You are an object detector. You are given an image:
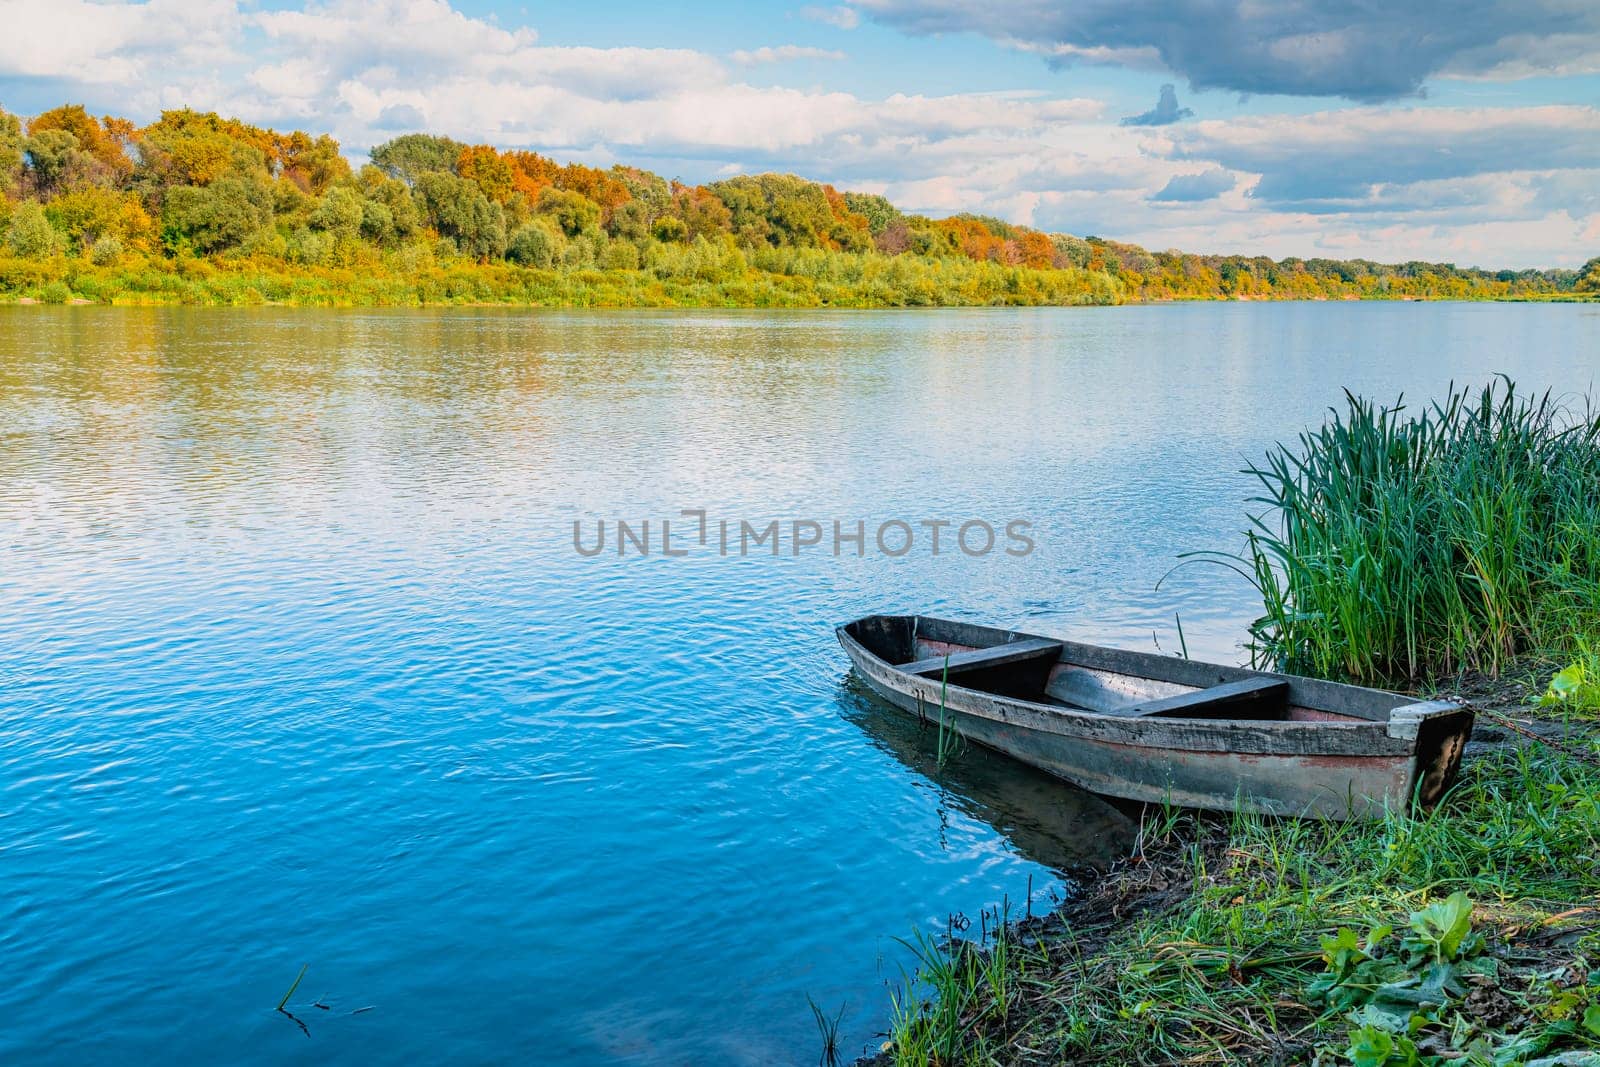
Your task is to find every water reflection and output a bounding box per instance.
[838,677,1137,876]
[5,304,1598,1064]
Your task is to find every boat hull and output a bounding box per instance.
[838,617,1473,820]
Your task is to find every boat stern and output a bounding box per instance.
[1387,700,1476,809]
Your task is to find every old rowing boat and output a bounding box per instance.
[837,614,1474,820]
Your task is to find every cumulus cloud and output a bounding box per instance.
[1161,105,1600,212]
[0,0,242,85]
[730,45,847,65]
[853,0,1600,100]
[800,5,860,30]
[1151,168,1233,202]
[1120,84,1192,127]
[1,0,1596,267]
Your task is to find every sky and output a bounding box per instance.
[2,0,1599,268]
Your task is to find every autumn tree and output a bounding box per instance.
[136,110,272,190]
[276,131,349,194]
[671,184,732,241]
[45,186,152,253]
[534,187,600,238]
[413,171,505,259]
[1577,256,1600,293]
[612,166,670,219]
[842,192,899,236]
[161,176,273,253]
[370,134,465,185]
[457,145,517,203]
[2,108,29,195]
[29,105,132,181]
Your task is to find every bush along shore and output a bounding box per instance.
[3,104,1600,308]
[864,380,1600,1066]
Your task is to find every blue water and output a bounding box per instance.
[2,303,1596,1064]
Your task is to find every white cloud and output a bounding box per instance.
[1160,105,1600,211]
[800,5,859,30]
[0,0,241,84]
[730,45,847,65]
[0,0,1594,267]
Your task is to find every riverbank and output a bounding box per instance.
[1,256,1594,309]
[865,379,1600,1065]
[867,680,1600,1066]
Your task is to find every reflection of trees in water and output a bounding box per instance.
[837,677,1137,875]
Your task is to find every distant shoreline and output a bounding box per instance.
[2,260,1593,309]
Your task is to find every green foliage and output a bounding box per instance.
[1407,893,1478,964]
[535,186,600,238]
[606,199,651,242]
[1209,379,1600,684]
[5,201,61,257]
[843,191,900,235]
[708,173,835,248]
[650,215,688,243]
[0,108,23,195]
[413,171,506,259]
[0,99,1588,306]
[24,128,86,194]
[87,234,122,265]
[1576,257,1600,293]
[881,738,1600,1066]
[161,177,273,253]
[357,167,421,241]
[1540,638,1600,716]
[506,219,560,268]
[309,186,365,239]
[369,133,465,185]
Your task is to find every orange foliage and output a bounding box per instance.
[936,216,1006,262]
[458,145,518,203]
[822,184,871,249]
[29,105,133,179]
[1017,231,1055,269]
[506,150,560,199]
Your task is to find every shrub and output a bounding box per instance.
[506,220,559,268]
[6,201,61,257]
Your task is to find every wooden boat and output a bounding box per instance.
[837,614,1474,820]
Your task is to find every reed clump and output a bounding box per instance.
[1220,378,1600,686]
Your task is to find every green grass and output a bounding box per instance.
[878,378,1600,1065]
[1195,378,1600,686]
[882,742,1600,1065]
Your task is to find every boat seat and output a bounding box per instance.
[1103,676,1290,719]
[898,638,1064,678]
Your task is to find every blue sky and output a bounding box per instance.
[3,0,1598,267]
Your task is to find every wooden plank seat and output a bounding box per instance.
[898,638,1064,678]
[1104,676,1290,719]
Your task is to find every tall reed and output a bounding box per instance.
[1208,378,1600,685]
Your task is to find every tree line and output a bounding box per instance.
[1,103,1595,306]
